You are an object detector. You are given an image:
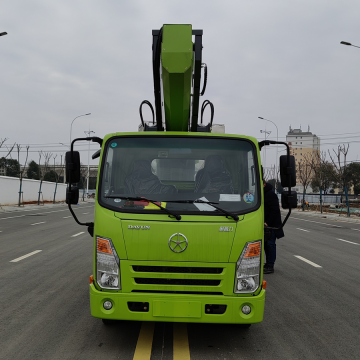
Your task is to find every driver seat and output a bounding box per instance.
[194,155,234,194]
[124,160,177,195]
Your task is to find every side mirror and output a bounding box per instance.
[66,186,79,205]
[281,191,297,209]
[65,151,81,183]
[279,155,296,187]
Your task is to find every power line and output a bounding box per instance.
[0,148,99,153]
[316,131,360,137]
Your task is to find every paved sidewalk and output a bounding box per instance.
[284,208,360,224]
[0,199,95,213]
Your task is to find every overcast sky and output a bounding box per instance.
[1,0,360,169]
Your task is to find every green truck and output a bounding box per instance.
[65,24,297,325]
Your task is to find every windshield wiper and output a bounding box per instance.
[104,195,181,221]
[166,199,239,222]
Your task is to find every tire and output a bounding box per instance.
[239,324,251,329]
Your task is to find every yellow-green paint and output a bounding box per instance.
[161,25,193,131]
[91,131,265,324]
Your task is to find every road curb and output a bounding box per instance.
[0,200,94,213]
[283,209,360,224]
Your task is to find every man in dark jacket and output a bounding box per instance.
[263,181,284,274]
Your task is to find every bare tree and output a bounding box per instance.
[0,139,16,208]
[52,155,65,203]
[263,167,275,182]
[16,144,30,177]
[42,152,53,175]
[297,153,313,211]
[1,138,16,159]
[38,151,42,180]
[36,151,52,205]
[328,144,351,217]
[309,151,336,213]
[15,144,30,206]
[51,154,64,183]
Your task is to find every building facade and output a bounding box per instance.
[286,126,320,193]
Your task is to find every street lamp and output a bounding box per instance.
[69,113,91,148]
[340,41,360,49]
[260,129,271,137]
[260,129,271,169]
[84,128,95,196]
[259,116,279,187]
[0,32,7,37]
[258,116,279,155]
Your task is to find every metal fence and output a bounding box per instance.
[277,193,359,204]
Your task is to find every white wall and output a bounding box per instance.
[0,176,67,205]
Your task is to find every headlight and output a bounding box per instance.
[96,236,121,290]
[234,240,261,293]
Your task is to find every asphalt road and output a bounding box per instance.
[0,205,359,360]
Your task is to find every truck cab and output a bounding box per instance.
[89,131,264,324]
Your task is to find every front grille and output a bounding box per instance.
[132,265,223,274]
[134,278,221,286]
[126,262,229,295]
[132,290,223,295]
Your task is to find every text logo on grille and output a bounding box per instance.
[169,233,188,253]
[219,226,233,232]
[128,225,150,230]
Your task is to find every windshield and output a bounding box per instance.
[99,136,260,215]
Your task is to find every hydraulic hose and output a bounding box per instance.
[200,99,214,126]
[200,63,207,96]
[139,100,155,127]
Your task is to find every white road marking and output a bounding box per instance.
[63,216,72,218]
[296,228,310,232]
[337,238,360,246]
[351,228,360,232]
[289,216,342,228]
[72,232,85,237]
[10,250,42,262]
[83,212,89,215]
[294,255,322,268]
[30,221,46,226]
[0,214,27,220]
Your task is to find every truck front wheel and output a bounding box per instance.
[239,324,251,329]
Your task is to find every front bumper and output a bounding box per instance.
[90,285,265,324]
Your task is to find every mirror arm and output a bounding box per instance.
[265,208,292,232]
[68,203,94,236]
[67,136,102,234]
[259,140,289,151]
[260,140,294,228]
[71,136,103,151]
[92,149,101,160]
[67,203,90,226]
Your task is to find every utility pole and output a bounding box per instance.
[258,117,279,189]
[84,127,95,196]
[260,129,271,169]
